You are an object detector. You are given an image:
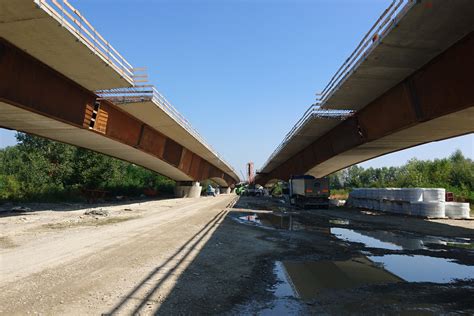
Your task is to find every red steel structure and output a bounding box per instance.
[247,162,255,184]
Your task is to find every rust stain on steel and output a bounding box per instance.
[0,39,92,127]
[358,84,415,141]
[208,165,224,180]
[188,154,202,179]
[0,38,236,186]
[413,32,474,119]
[163,139,183,167]
[223,174,234,187]
[257,32,474,184]
[138,125,166,159]
[179,148,194,174]
[99,102,142,146]
[197,160,211,181]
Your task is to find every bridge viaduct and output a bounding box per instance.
[257,0,474,186]
[0,0,239,196]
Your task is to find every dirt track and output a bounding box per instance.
[1,195,473,315]
[0,195,256,315]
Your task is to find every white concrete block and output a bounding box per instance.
[445,202,470,219]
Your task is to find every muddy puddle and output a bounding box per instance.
[232,209,474,311]
[369,255,474,283]
[332,227,403,250]
[331,227,474,283]
[233,261,305,314]
[331,227,473,251]
[270,255,474,309]
[281,257,402,300]
[232,212,297,230]
[328,218,350,225]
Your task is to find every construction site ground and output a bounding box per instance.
[0,195,473,315]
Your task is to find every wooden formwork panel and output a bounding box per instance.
[94,108,109,134]
[83,103,94,128]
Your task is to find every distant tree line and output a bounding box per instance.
[0,133,175,202]
[329,149,474,204]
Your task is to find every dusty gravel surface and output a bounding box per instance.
[1,195,473,315]
[1,195,278,315]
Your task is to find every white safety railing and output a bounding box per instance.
[259,0,416,173]
[259,105,353,172]
[33,0,238,180]
[97,86,239,178]
[35,0,135,85]
[315,0,415,107]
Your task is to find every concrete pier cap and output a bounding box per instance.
[175,181,202,198]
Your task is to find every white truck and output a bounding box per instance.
[289,175,330,209]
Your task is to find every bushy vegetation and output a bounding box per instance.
[329,149,474,205]
[0,133,175,202]
[271,182,283,196]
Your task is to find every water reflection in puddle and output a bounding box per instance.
[281,257,402,300]
[329,218,350,225]
[273,261,296,297]
[331,227,472,251]
[237,213,261,225]
[331,228,474,283]
[233,261,304,315]
[331,228,403,250]
[233,212,295,230]
[370,255,474,283]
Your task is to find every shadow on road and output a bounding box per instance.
[107,209,229,315]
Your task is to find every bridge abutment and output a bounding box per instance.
[174,181,202,198]
[219,187,231,194]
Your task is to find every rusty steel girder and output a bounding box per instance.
[257,31,474,185]
[0,38,236,186]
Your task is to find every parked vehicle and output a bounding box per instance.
[244,184,264,196]
[289,175,330,209]
[235,184,246,196]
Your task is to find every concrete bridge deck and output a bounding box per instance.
[257,0,474,184]
[0,0,239,186]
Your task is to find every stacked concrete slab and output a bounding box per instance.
[348,188,470,219]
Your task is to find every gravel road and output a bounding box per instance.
[0,195,246,315]
[2,195,473,315]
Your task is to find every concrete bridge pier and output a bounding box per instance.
[175,181,202,198]
[220,187,231,194]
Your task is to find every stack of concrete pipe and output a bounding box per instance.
[348,188,470,219]
[445,202,471,219]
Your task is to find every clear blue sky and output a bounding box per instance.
[0,0,472,173]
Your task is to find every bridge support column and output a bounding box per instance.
[220,187,231,194]
[175,181,202,198]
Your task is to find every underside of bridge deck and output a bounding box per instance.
[0,38,236,187]
[257,32,474,185]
